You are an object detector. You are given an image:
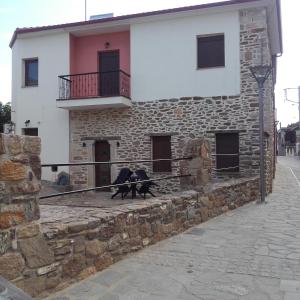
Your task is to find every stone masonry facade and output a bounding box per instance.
[69,8,275,194]
[0,133,259,298]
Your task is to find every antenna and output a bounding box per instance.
[85,0,87,21]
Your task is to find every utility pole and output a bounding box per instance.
[85,0,87,21]
[284,86,300,155]
[250,65,272,204]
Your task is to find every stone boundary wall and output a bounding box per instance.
[0,133,260,298]
[14,179,259,298]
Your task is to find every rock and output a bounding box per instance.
[0,252,25,280]
[62,254,86,278]
[73,236,85,253]
[16,276,46,297]
[142,238,150,246]
[45,271,61,290]
[127,225,140,238]
[29,155,41,180]
[16,223,40,239]
[0,230,11,254]
[0,161,27,181]
[11,154,29,164]
[94,253,113,271]
[0,134,5,154]
[78,266,96,280]
[85,240,106,257]
[0,211,25,229]
[18,235,55,268]
[23,136,41,155]
[6,135,22,155]
[107,235,122,251]
[139,223,153,238]
[68,222,88,233]
[37,262,60,275]
[199,196,210,207]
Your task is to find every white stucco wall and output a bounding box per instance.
[11,33,70,180]
[130,10,240,101]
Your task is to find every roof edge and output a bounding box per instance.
[9,0,262,48]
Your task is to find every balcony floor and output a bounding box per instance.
[56,96,131,110]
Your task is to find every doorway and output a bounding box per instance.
[95,140,111,190]
[99,50,120,97]
[23,128,38,136]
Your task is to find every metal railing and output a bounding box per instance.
[211,153,239,172]
[58,70,131,100]
[41,157,193,199]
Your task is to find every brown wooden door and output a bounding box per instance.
[152,136,172,172]
[95,141,111,189]
[99,50,120,96]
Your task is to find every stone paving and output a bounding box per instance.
[46,157,300,300]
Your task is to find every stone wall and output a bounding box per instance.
[0,133,42,294]
[38,177,258,299]
[69,7,275,195]
[0,133,260,298]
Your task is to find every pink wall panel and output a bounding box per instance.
[70,31,130,74]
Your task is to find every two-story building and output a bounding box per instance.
[10,0,282,193]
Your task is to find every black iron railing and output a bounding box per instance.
[58,70,131,100]
[41,157,193,199]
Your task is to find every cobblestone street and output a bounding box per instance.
[47,157,300,300]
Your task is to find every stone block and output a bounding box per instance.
[16,275,46,297]
[0,161,27,181]
[0,252,25,280]
[6,135,22,155]
[18,235,55,268]
[9,180,41,195]
[73,236,85,253]
[0,134,5,154]
[78,266,97,280]
[23,136,41,155]
[85,240,106,257]
[68,222,88,233]
[16,223,40,239]
[37,262,60,275]
[0,211,25,229]
[11,154,29,164]
[107,235,123,251]
[29,154,41,180]
[0,230,11,254]
[94,253,113,272]
[63,254,86,278]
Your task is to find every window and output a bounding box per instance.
[216,133,239,172]
[152,136,172,172]
[24,59,38,86]
[197,34,225,69]
[23,128,38,136]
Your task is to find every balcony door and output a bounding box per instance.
[99,50,120,97]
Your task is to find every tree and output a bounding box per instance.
[0,102,11,133]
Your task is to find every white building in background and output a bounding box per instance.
[10,0,282,193]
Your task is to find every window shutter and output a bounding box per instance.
[216,133,239,172]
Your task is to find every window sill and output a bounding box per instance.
[21,85,38,88]
[196,66,225,70]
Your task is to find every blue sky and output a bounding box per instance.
[0,0,299,126]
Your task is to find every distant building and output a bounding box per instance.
[277,122,300,156]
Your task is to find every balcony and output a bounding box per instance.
[57,70,131,110]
